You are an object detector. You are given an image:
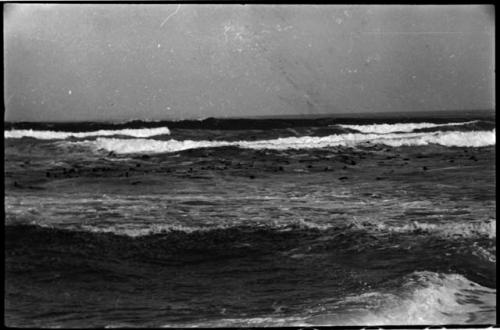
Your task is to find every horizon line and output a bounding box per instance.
[4,109,495,124]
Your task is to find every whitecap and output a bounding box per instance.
[4,126,171,140]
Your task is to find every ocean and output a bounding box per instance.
[4,111,496,327]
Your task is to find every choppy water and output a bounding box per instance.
[4,113,496,327]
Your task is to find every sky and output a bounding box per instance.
[3,4,495,122]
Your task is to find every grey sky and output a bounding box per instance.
[4,4,495,121]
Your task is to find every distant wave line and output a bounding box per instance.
[338,121,479,134]
[4,127,171,140]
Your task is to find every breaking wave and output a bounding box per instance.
[338,121,479,134]
[163,271,496,327]
[74,130,495,154]
[4,127,171,140]
[313,271,497,326]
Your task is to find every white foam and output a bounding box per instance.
[89,137,230,154]
[379,130,495,147]
[67,217,496,244]
[78,223,217,237]
[75,130,495,154]
[77,219,338,237]
[371,219,496,239]
[4,126,171,140]
[339,121,479,134]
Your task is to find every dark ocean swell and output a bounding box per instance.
[6,223,495,287]
[5,223,495,326]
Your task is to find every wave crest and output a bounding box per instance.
[4,127,171,140]
[73,130,495,154]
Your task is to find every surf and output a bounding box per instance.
[69,129,496,154]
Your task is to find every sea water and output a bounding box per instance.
[4,111,496,327]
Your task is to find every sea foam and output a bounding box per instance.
[338,121,479,134]
[76,130,495,154]
[369,219,496,239]
[4,127,171,139]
